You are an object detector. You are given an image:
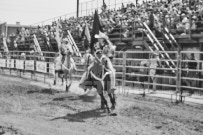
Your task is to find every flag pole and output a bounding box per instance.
[77,0,79,18]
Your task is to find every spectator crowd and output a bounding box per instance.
[1,0,203,50]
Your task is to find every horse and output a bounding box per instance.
[54,49,77,92]
[82,50,116,113]
[79,51,94,92]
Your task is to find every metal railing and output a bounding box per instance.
[0,50,203,103]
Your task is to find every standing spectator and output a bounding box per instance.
[187,53,197,95]
[148,52,162,93]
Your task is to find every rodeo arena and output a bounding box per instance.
[1,0,203,134]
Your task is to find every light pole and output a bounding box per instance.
[77,0,79,18]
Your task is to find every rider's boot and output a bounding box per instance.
[111,99,116,110]
[101,100,105,109]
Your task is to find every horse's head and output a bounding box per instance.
[61,43,73,56]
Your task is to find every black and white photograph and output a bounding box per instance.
[0,0,203,134]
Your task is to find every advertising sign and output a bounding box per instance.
[49,63,55,75]
[36,61,47,73]
[16,60,24,69]
[0,59,6,67]
[25,60,35,70]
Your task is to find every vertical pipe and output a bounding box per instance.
[80,3,82,17]
[86,2,88,16]
[77,0,79,18]
[199,43,203,89]
[5,23,8,38]
[177,50,181,102]
[122,52,126,93]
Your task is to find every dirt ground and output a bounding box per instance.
[0,75,203,135]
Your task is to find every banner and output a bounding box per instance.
[48,63,55,75]
[25,60,34,70]
[16,60,24,69]
[3,38,9,52]
[0,59,6,67]
[36,61,47,73]
[6,59,14,68]
[10,59,15,68]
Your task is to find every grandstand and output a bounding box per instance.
[0,0,203,95]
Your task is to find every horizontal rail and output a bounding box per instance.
[181,77,203,82]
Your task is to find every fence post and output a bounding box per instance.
[176,50,181,101]
[122,52,126,93]
[147,53,150,92]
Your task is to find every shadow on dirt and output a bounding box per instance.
[52,95,97,103]
[52,95,76,101]
[51,108,106,122]
[78,95,97,102]
[27,89,60,95]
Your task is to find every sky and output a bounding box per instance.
[0,0,93,25]
[0,0,137,26]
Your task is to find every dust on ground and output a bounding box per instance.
[0,75,203,135]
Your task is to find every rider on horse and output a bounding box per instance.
[60,38,73,64]
[95,32,116,92]
[79,31,117,111]
[79,32,116,92]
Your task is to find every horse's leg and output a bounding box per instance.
[61,74,64,85]
[65,72,70,92]
[65,72,68,92]
[54,71,57,85]
[99,93,110,113]
[68,70,72,88]
[108,93,116,110]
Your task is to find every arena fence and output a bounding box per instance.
[0,51,56,84]
[0,50,203,102]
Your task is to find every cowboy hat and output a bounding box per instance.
[94,31,107,39]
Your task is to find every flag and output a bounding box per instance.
[81,23,91,43]
[2,38,9,52]
[148,11,154,30]
[90,10,103,53]
[55,21,62,52]
[81,23,91,50]
[0,22,7,37]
